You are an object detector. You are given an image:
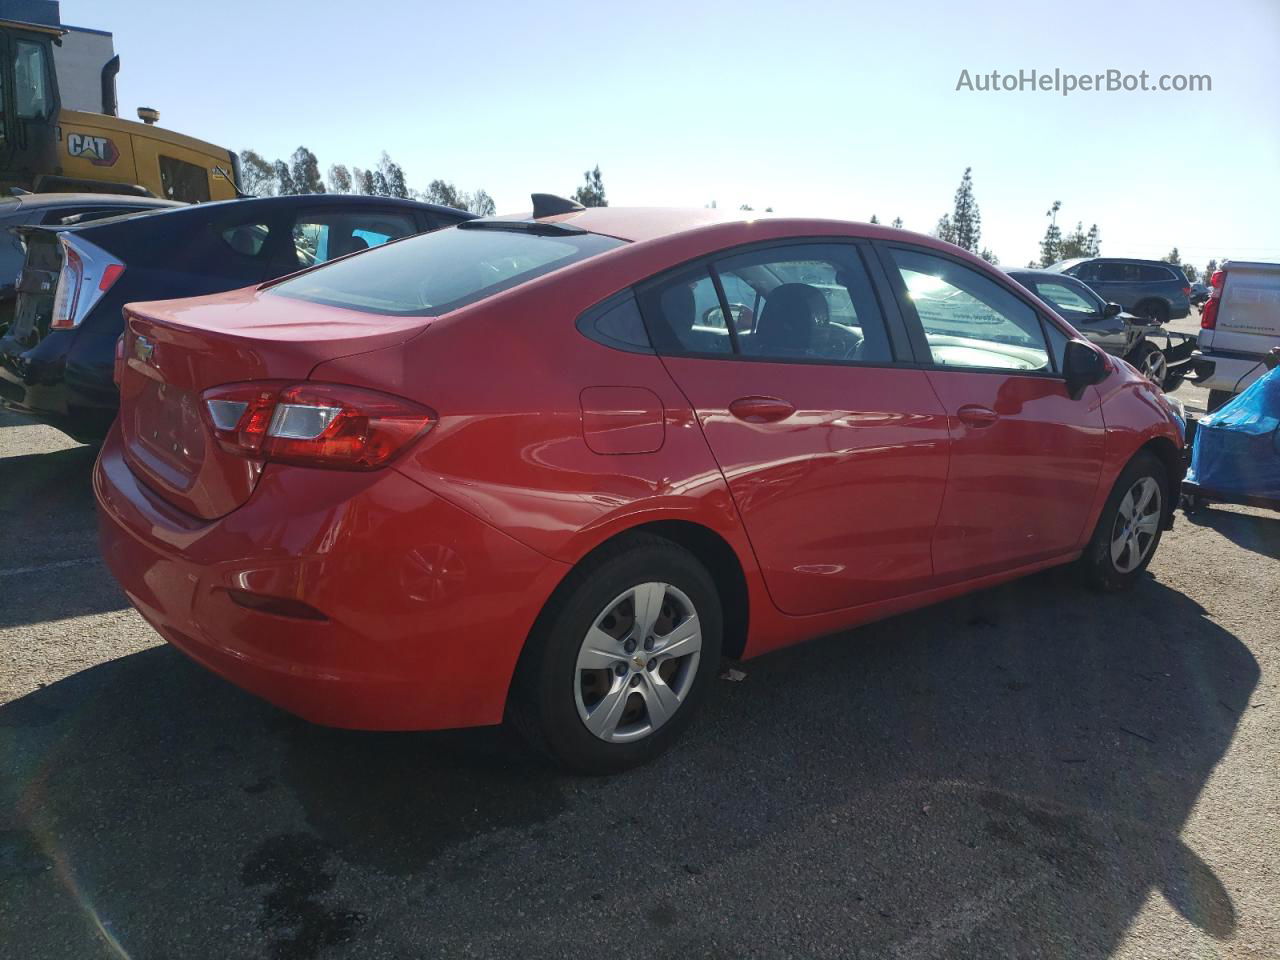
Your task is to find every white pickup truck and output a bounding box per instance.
[1195,260,1280,411]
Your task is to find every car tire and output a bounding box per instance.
[1077,451,1169,592]
[1207,389,1233,413]
[1128,341,1169,389]
[508,533,723,774]
[1136,300,1170,324]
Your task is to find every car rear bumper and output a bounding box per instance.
[1191,351,1268,394]
[0,327,118,438]
[93,424,569,730]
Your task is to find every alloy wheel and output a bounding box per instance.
[1110,476,1162,574]
[1139,349,1168,387]
[574,582,702,743]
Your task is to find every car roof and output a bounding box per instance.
[1005,267,1077,278]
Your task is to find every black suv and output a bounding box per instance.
[1049,257,1191,323]
[0,194,473,441]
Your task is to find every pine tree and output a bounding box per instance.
[934,213,957,244]
[891,217,903,229]
[869,214,880,224]
[1059,221,1090,260]
[572,166,607,207]
[979,248,999,265]
[327,164,352,194]
[1084,224,1101,257]
[289,147,325,194]
[951,167,981,252]
[1039,201,1063,267]
[1162,247,1181,265]
[1204,258,1218,281]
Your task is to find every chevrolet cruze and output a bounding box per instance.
[95,201,1186,773]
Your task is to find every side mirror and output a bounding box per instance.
[1063,340,1108,399]
[1103,302,1123,318]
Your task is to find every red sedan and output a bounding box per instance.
[94,202,1185,773]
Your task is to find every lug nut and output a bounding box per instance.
[614,663,628,676]
[623,638,637,653]
[647,659,659,671]
[643,637,655,651]
[630,674,642,687]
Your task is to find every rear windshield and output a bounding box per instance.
[268,225,625,316]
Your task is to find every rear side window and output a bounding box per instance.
[159,156,211,203]
[270,225,624,315]
[221,222,270,257]
[577,291,652,353]
[1140,264,1176,282]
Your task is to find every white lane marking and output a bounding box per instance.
[0,557,100,578]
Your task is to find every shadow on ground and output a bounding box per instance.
[1185,503,1280,559]
[0,571,1258,959]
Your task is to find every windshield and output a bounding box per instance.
[270,225,625,316]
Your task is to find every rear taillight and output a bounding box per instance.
[1181,285,1191,296]
[201,381,435,470]
[1201,268,1226,330]
[49,235,125,330]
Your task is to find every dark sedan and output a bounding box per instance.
[0,194,474,441]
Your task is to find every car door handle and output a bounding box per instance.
[729,396,795,423]
[956,404,999,427]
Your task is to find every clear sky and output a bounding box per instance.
[63,0,1280,270]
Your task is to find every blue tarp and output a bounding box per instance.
[1187,365,1280,503]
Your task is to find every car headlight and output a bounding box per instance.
[1164,394,1186,423]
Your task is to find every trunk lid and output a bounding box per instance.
[120,286,430,519]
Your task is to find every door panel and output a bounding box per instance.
[663,356,950,614]
[925,371,1104,579]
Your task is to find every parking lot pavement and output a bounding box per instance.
[2,409,1277,960]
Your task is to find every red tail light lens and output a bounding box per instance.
[201,381,435,470]
[49,235,125,330]
[1181,285,1190,296]
[1201,269,1226,330]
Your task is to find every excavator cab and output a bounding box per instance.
[0,18,62,193]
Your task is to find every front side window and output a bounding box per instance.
[1029,279,1100,319]
[270,224,624,316]
[158,156,211,203]
[890,248,1049,372]
[290,210,418,268]
[14,41,50,119]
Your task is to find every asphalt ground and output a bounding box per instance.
[2,349,1277,958]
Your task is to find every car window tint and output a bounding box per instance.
[577,292,652,353]
[713,245,892,363]
[291,211,418,268]
[1041,319,1070,372]
[890,248,1050,372]
[1140,264,1173,282]
[271,224,624,316]
[221,222,270,257]
[1032,281,1096,317]
[636,266,733,355]
[1072,262,1099,283]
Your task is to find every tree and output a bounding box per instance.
[327,164,353,194]
[891,217,903,229]
[869,214,880,224]
[979,248,999,265]
[272,160,296,196]
[1038,201,1063,267]
[1162,247,1181,265]
[1181,263,1199,283]
[290,147,325,194]
[765,207,773,213]
[572,165,607,207]
[466,189,496,216]
[423,179,464,209]
[371,169,391,197]
[1204,258,1218,282]
[353,167,375,195]
[1059,221,1090,260]
[1084,224,1100,257]
[238,150,276,196]
[934,213,957,244]
[950,167,981,252]
[740,204,754,211]
[377,152,409,199]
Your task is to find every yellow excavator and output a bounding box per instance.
[1,6,239,201]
